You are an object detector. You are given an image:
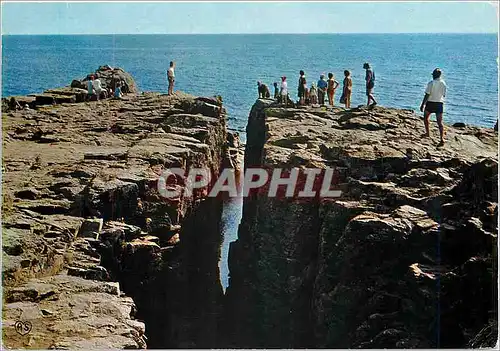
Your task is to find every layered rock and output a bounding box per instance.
[3,275,145,349]
[225,100,498,348]
[71,65,138,94]
[2,70,233,348]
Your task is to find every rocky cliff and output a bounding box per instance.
[2,71,497,349]
[224,100,498,348]
[2,69,237,348]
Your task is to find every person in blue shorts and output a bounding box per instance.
[363,62,377,107]
[317,74,328,105]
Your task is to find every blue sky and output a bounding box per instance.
[1,1,498,35]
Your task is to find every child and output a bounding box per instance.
[114,83,123,99]
[280,76,288,106]
[273,82,279,99]
[309,83,318,105]
[327,72,339,106]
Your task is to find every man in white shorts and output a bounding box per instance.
[420,68,447,147]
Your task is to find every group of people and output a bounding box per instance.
[87,75,124,101]
[257,64,449,146]
[258,62,378,110]
[165,59,449,146]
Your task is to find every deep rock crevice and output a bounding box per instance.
[2,69,497,349]
[2,68,241,349]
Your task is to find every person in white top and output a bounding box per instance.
[280,76,288,106]
[92,76,107,100]
[420,68,447,146]
[167,61,175,96]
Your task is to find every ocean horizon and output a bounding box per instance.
[3,32,496,35]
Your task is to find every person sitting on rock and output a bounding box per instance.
[257,81,270,99]
[119,80,128,94]
[87,76,96,101]
[273,82,279,99]
[114,83,123,99]
[93,75,107,100]
[9,97,22,111]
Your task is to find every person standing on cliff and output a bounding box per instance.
[309,82,318,105]
[317,74,328,105]
[167,61,175,95]
[341,70,352,109]
[420,68,447,147]
[114,82,123,99]
[363,62,377,107]
[327,73,339,106]
[298,70,306,105]
[280,76,288,106]
[87,75,95,101]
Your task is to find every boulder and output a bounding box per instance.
[44,87,88,103]
[80,66,138,94]
[32,93,76,105]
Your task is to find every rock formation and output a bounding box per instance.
[2,66,138,110]
[2,68,238,348]
[2,69,497,349]
[224,100,498,348]
[71,65,138,94]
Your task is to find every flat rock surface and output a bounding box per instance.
[260,102,497,168]
[3,274,145,349]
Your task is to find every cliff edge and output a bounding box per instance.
[2,69,235,348]
[225,100,498,348]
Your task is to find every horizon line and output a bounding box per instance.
[3,31,498,36]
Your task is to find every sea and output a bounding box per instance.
[2,33,499,289]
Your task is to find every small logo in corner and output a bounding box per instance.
[14,321,32,336]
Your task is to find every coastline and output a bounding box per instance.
[1,67,498,348]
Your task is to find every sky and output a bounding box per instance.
[1,1,499,35]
